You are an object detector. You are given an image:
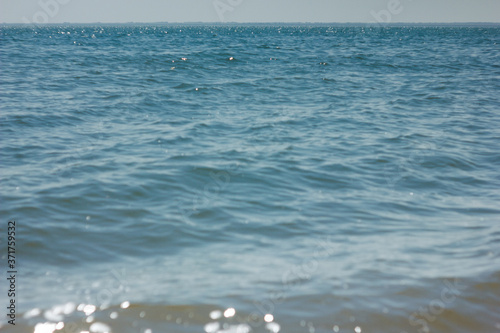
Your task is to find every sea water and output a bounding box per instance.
[1,24,499,333]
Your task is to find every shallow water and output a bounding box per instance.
[1,24,500,333]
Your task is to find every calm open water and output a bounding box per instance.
[1,24,500,333]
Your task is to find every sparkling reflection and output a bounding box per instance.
[266,322,280,333]
[34,322,57,333]
[264,314,274,323]
[25,308,42,319]
[120,301,130,309]
[28,303,286,333]
[83,304,96,316]
[210,310,222,320]
[89,322,111,333]
[223,308,236,318]
[204,321,220,333]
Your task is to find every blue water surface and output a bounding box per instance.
[1,24,499,333]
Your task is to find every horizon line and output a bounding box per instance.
[2,21,500,25]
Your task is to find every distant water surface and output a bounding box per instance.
[1,24,500,333]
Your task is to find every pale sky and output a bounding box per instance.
[1,0,499,24]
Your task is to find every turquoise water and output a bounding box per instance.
[1,24,500,333]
